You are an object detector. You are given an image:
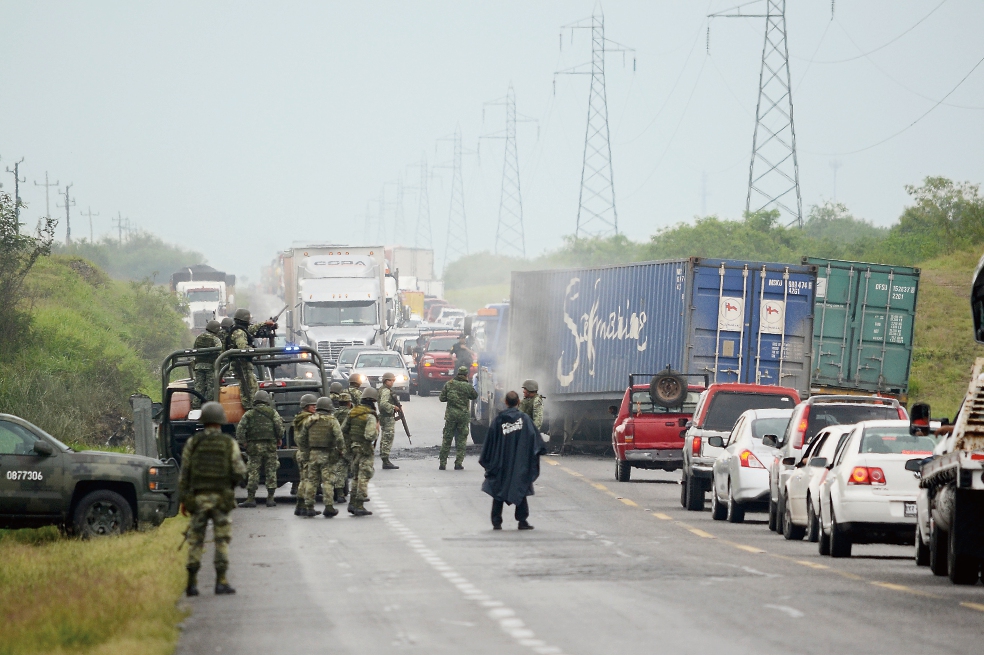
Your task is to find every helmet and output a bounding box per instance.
[348,373,362,386]
[315,397,334,412]
[299,393,318,408]
[381,372,396,382]
[252,390,272,405]
[200,401,227,424]
[522,379,539,393]
[220,317,235,330]
[339,392,352,403]
[361,387,379,402]
[205,320,222,335]
[457,366,469,376]
[329,381,344,394]
[234,308,251,323]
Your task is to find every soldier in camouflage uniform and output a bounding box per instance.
[292,393,318,515]
[227,308,274,410]
[439,366,478,470]
[344,387,379,516]
[331,391,354,503]
[192,320,224,409]
[347,373,364,406]
[329,381,344,406]
[377,372,399,470]
[296,397,344,518]
[519,379,544,431]
[236,390,283,507]
[179,402,246,596]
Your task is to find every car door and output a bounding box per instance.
[788,432,827,522]
[718,417,746,499]
[0,419,66,516]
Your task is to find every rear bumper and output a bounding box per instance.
[625,449,682,469]
[733,468,771,503]
[839,521,916,545]
[690,464,714,480]
[836,497,917,525]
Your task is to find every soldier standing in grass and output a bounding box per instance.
[439,366,478,471]
[179,402,246,596]
[236,390,283,508]
[292,393,318,516]
[377,372,399,470]
[344,387,379,516]
[296,397,344,518]
[519,379,544,431]
[192,320,224,409]
[331,391,354,503]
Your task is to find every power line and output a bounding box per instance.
[33,171,59,224]
[57,183,76,245]
[80,206,99,242]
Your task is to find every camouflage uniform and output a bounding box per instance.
[228,323,262,409]
[179,426,246,583]
[236,403,283,501]
[331,393,353,497]
[519,394,544,431]
[297,410,344,514]
[347,385,363,406]
[192,331,223,409]
[292,409,313,508]
[377,385,396,462]
[344,404,378,510]
[439,369,478,467]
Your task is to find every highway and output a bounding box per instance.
[177,394,984,655]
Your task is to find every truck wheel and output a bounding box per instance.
[470,421,487,445]
[418,382,429,397]
[806,498,820,543]
[680,474,688,508]
[783,495,805,540]
[914,526,930,567]
[710,487,726,520]
[615,459,631,482]
[726,485,745,523]
[948,523,982,585]
[930,521,948,576]
[72,489,133,539]
[685,472,704,511]
[829,509,852,558]
[768,498,778,532]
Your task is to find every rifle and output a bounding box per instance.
[178,525,190,551]
[253,305,288,344]
[392,396,412,444]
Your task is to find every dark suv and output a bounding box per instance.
[767,395,908,533]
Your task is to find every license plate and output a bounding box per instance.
[904,502,917,517]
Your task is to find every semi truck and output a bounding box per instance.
[170,264,235,331]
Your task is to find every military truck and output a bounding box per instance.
[0,412,178,536]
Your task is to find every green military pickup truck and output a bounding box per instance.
[0,413,178,537]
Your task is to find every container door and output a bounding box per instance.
[688,262,753,384]
[811,263,857,388]
[747,265,815,394]
[850,269,918,394]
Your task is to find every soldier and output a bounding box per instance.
[329,381,344,405]
[331,391,354,504]
[344,386,379,516]
[192,320,224,409]
[377,372,399,470]
[179,402,246,597]
[347,373,364,406]
[519,379,544,431]
[227,308,275,410]
[450,335,475,371]
[236,390,283,508]
[292,393,318,516]
[296,397,344,518]
[219,316,235,347]
[439,366,478,471]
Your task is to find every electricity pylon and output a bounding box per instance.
[556,10,635,238]
[709,0,803,227]
[407,154,440,250]
[435,126,474,270]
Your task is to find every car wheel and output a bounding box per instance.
[783,495,806,540]
[685,471,704,511]
[948,521,982,585]
[726,484,745,523]
[818,523,831,556]
[72,489,134,539]
[616,459,631,482]
[775,492,787,535]
[711,484,727,520]
[680,473,688,508]
[829,508,852,558]
[930,520,948,576]
[915,525,930,567]
[768,497,778,532]
[806,497,821,543]
[401,393,411,402]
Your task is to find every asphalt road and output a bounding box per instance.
[177,394,984,655]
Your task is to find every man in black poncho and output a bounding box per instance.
[479,390,547,530]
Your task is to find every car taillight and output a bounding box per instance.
[897,406,908,420]
[849,466,886,485]
[792,406,810,448]
[739,450,765,469]
[971,453,984,460]
[692,436,702,457]
[624,421,634,442]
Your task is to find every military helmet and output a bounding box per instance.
[234,308,251,323]
[329,381,344,394]
[315,396,334,412]
[252,390,272,405]
[205,319,222,335]
[339,392,352,403]
[348,373,362,385]
[200,401,227,425]
[361,387,379,402]
[457,366,469,376]
[220,317,235,330]
[522,379,539,393]
[299,393,318,408]
[381,372,396,382]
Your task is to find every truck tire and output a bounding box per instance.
[470,421,487,445]
[680,474,687,507]
[806,498,821,543]
[914,526,930,567]
[829,508,852,558]
[710,487,727,520]
[418,382,430,397]
[615,458,631,482]
[685,472,704,511]
[948,523,982,585]
[768,498,778,532]
[783,497,806,540]
[726,485,745,523]
[930,521,948,576]
[72,489,134,539]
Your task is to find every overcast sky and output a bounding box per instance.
[2,1,982,282]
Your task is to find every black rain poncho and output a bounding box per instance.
[479,407,547,506]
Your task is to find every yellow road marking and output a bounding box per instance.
[545,459,559,466]
[653,513,672,520]
[676,523,716,539]
[795,560,829,570]
[591,483,609,491]
[561,467,583,477]
[828,569,864,581]
[870,582,941,598]
[724,541,766,554]
[618,498,638,507]
[961,602,984,613]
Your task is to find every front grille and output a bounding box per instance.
[317,340,365,368]
[192,310,212,328]
[432,356,454,367]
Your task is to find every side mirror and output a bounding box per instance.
[904,457,927,472]
[685,420,694,429]
[762,434,778,448]
[707,436,725,448]
[809,457,827,468]
[608,405,619,417]
[151,402,164,420]
[910,402,931,435]
[33,441,54,456]
[782,456,796,467]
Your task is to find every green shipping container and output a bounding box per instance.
[804,257,920,398]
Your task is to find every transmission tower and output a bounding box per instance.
[381,179,407,246]
[57,183,76,245]
[5,157,25,232]
[435,126,473,269]
[709,0,803,227]
[556,10,634,239]
[408,154,436,250]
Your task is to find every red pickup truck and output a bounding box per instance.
[611,379,704,482]
[416,331,476,396]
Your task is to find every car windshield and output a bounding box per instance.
[860,427,938,455]
[703,392,797,431]
[426,337,459,351]
[630,391,700,415]
[304,301,376,326]
[338,349,375,366]
[355,353,404,369]
[186,289,222,302]
[805,404,900,444]
[751,417,791,440]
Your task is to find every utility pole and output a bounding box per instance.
[556,10,634,239]
[112,211,126,244]
[709,0,803,227]
[830,160,842,202]
[480,84,538,257]
[34,171,59,223]
[57,184,76,245]
[5,157,25,233]
[80,207,99,242]
[435,126,475,270]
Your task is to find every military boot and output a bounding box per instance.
[334,488,347,504]
[350,499,372,517]
[185,565,200,597]
[382,458,399,470]
[322,504,339,518]
[304,506,317,517]
[439,461,447,471]
[294,498,304,515]
[214,569,236,595]
[239,494,257,508]
[265,492,277,508]
[454,463,464,470]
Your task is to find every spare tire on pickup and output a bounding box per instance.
[649,368,687,408]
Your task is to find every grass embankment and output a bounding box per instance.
[0,518,189,655]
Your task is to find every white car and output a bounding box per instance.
[350,350,412,401]
[817,420,937,557]
[780,425,854,542]
[709,408,792,523]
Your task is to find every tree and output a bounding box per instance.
[0,193,56,350]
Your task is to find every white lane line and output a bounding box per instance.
[368,483,568,655]
[763,604,804,618]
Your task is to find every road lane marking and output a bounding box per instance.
[960,602,984,613]
[724,541,766,554]
[653,512,672,520]
[618,498,638,507]
[763,604,804,618]
[870,582,941,598]
[544,459,559,466]
[795,560,829,570]
[676,523,716,539]
[591,483,609,491]
[560,467,583,477]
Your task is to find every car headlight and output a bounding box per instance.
[396,375,407,382]
[304,371,314,378]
